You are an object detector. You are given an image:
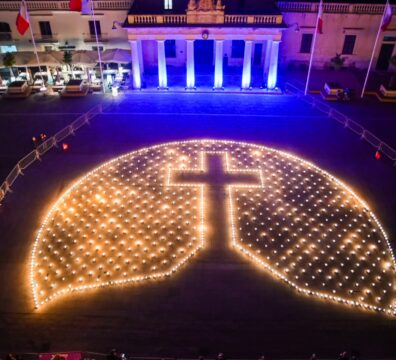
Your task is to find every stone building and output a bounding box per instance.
[0,0,395,88]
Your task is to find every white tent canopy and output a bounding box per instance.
[26,52,63,67]
[7,51,35,67]
[72,50,98,66]
[1,49,132,69]
[100,49,131,64]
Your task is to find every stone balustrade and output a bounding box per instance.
[253,15,282,25]
[1,0,392,16]
[129,15,159,25]
[129,14,188,25]
[129,14,282,26]
[0,0,131,11]
[224,15,248,24]
[277,1,394,14]
[224,15,281,25]
[163,15,188,25]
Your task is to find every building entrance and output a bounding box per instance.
[194,40,214,71]
[376,43,394,71]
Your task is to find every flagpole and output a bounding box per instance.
[90,0,106,93]
[360,0,389,98]
[304,0,323,96]
[24,0,45,88]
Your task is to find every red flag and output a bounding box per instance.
[69,0,82,11]
[381,2,393,31]
[317,1,324,34]
[16,1,29,35]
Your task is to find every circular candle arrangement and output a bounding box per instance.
[31,140,396,315]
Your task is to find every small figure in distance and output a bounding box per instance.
[309,354,317,360]
[107,349,120,360]
[338,351,349,360]
[217,353,225,360]
[223,53,229,68]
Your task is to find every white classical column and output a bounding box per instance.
[267,40,280,90]
[129,40,141,89]
[214,40,224,89]
[137,39,144,76]
[157,40,168,89]
[263,39,273,79]
[241,40,253,89]
[186,39,195,89]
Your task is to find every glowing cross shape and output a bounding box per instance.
[168,152,263,255]
[31,140,396,315]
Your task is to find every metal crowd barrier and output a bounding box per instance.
[5,353,394,360]
[0,104,103,204]
[285,82,396,166]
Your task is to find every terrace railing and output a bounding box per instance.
[129,14,281,25]
[277,1,394,14]
[212,14,282,25]
[285,82,396,167]
[0,0,132,11]
[0,104,103,205]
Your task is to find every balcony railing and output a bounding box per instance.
[128,14,282,26]
[277,1,395,14]
[0,0,131,11]
[163,15,187,25]
[84,34,109,42]
[32,34,58,43]
[129,15,188,25]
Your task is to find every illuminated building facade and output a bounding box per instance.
[125,0,284,89]
[0,0,395,87]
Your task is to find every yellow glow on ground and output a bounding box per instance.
[31,140,396,315]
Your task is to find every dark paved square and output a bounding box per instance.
[0,92,395,359]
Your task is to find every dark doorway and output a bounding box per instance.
[254,43,263,66]
[376,43,394,70]
[194,40,214,72]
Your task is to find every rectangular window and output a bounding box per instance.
[89,20,101,36]
[231,40,245,58]
[342,35,356,55]
[39,21,52,37]
[0,22,11,33]
[164,0,173,10]
[165,40,176,58]
[383,36,396,42]
[300,34,313,53]
[92,46,104,51]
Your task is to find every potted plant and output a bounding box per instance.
[2,52,16,82]
[330,53,346,70]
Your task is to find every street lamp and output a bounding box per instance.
[112,21,124,30]
[289,22,300,32]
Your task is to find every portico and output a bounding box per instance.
[127,32,283,90]
[125,0,285,90]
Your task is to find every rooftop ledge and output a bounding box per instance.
[276,1,396,14]
[126,14,284,27]
[0,0,131,11]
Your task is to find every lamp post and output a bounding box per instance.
[112,21,124,30]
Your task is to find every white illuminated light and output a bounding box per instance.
[31,140,396,316]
